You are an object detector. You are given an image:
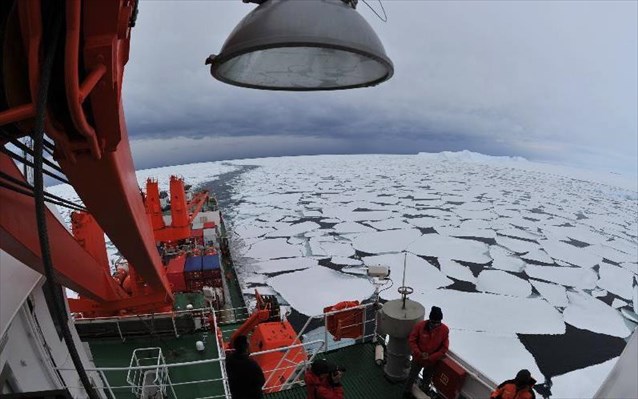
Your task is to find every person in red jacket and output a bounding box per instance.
[305,359,345,399]
[491,369,537,399]
[403,306,449,399]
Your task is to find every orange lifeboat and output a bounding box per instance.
[324,300,364,341]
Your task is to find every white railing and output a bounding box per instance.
[57,339,325,399]
[65,302,377,398]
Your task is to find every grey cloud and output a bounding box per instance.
[123,0,637,176]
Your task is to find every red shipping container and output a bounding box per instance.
[166,256,186,292]
[433,357,467,399]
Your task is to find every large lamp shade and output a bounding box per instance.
[207,0,394,91]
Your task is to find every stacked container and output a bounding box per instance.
[184,255,204,291]
[166,255,186,292]
[202,254,222,288]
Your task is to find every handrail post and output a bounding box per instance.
[323,313,328,353]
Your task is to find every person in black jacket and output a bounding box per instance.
[225,335,266,398]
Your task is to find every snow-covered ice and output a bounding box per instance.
[563,291,633,338]
[407,234,491,263]
[550,357,618,399]
[529,279,568,308]
[410,289,565,335]
[267,266,375,316]
[362,253,453,299]
[596,263,635,300]
[476,270,532,297]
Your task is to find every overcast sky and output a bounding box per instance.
[123,0,637,177]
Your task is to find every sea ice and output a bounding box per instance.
[524,264,597,289]
[362,253,453,299]
[476,270,532,297]
[330,257,362,266]
[407,235,491,264]
[563,291,632,338]
[596,263,635,300]
[449,330,543,388]
[409,289,565,335]
[439,258,477,283]
[495,236,540,254]
[352,229,422,254]
[520,249,554,264]
[497,228,540,241]
[550,357,617,399]
[539,239,602,268]
[265,221,320,238]
[267,266,375,316]
[586,243,637,264]
[529,279,568,307]
[367,218,413,231]
[489,246,526,272]
[435,226,496,239]
[249,257,318,274]
[244,238,304,260]
[332,222,376,234]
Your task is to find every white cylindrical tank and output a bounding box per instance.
[377,299,425,382]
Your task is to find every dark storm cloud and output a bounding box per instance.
[123,1,637,175]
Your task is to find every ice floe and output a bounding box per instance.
[407,234,491,263]
[540,239,602,268]
[550,357,618,399]
[495,236,540,254]
[449,330,543,388]
[520,249,554,264]
[596,263,635,300]
[267,266,375,316]
[249,257,318,274]
[439,258,477,283]
[563,291,632,338]
[244,238,304,260]
[332,222,376,234]
[409,289,565,335]
[524,264,598,289]
[265,221,320,238]
[476,270,532,297]
[367,218,413,231]
[352,229,422,254]
[362,253,453,299]
[489,246,526,272]
[529,279,568,307]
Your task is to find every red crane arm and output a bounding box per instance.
[1,0,173,311]
[0,154,127,302]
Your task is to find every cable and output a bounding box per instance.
[361,0,387,22]
[31,4,100,398]
[0,178,87,212]
[0,170,87,211]
[0,130,66,176]
[0,146,69,184]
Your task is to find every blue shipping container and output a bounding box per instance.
[184,256,203,272]
[202,254,221,271]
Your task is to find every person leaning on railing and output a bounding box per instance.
[225,335,266,398]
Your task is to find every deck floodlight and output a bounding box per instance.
[206,0,394,91]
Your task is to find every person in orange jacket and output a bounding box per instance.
[491,369,537,399]
[403,306,449,399]
[305,359,345,399]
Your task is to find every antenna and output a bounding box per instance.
[397,252,413,309]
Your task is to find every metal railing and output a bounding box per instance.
[62,302,378,398]
[57,339,326,399]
